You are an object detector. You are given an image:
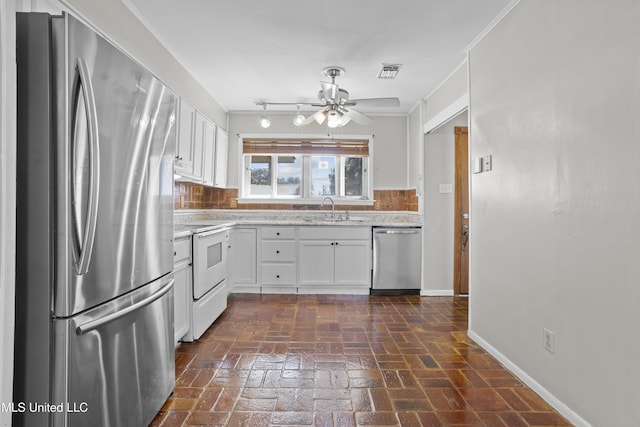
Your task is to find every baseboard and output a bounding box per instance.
[420,289,454,296]
[467,330,591,427]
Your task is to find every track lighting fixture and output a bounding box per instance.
[259,104,271,128]
[293,105,305,126]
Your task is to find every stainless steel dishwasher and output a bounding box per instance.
[372,227,422,295]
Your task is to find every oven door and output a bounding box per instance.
[192,227,229,299]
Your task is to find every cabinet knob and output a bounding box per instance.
[276,232,280,236]
[331,242,334,246]
[335,242,339,245]
[276,275,280,279]
[276,250,280,254]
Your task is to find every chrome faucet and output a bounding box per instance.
[321,196,335,219]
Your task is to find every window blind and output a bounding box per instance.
[243,138,369,156]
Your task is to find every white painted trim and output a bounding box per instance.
[237,198,375,206]
[0,1,17,425]
[464,0,521,53]
[423,94,469,134]
[420,290,454,297]
[423,59,468,101]
[407,99,421,116]
[467,330,592,427]
[231,110,409,117]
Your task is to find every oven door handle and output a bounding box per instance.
[195,227,230,238]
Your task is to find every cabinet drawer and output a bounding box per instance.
[299,226,371,240]
[174,237,191,263]
[261,241,296,262]
[261,263,296,285]
[261,227,296,240]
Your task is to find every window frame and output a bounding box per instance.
[238,134,374,205]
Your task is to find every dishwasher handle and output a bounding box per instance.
[374,229,420,235]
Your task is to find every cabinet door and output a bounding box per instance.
[191,111,206,180]
[334,240,371,286]
[175,100,196,175]
[214,127,228,188]
[173,263,191,343]
[229,228,257,286]
[298,240,334,286]
[202,121,216,186]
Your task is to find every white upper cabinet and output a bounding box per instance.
[175,99,196,177]
[192,111,206,180]
[214,127,228,188]
[175,97,226,187]
[202,120,216,186]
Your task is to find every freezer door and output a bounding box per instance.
[52,14,176,316]
[50,275,175,427]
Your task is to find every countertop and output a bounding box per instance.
[174,210,422,237]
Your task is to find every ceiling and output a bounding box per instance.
[124,0,513,115]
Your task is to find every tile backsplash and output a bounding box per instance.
[174,182,418,211]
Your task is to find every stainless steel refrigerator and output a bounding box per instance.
[15,12,176,427]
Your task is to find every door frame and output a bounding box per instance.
[453,126,469,294]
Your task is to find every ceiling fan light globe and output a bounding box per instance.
[260,115,271,128]
[327,114,342,128]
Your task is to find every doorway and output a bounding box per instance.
[453,126,469,294]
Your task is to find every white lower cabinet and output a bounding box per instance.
[227,225,372,294]
[173,236,192,343]
[260,226,297,293]
[298,241,334,286]
[229,227,259,293]
[298,227,371,294]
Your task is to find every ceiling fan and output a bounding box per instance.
[257,67,400,128]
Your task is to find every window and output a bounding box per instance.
[240,137,372,203]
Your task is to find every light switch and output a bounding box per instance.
[439,184,452,194]
[483,155,492,172]
[473,158,483,174]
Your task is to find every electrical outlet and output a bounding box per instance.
[543,328,555,354]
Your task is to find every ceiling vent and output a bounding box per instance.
[376,64,402,79]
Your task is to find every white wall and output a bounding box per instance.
[0,1,17,424]
[1,2,227,424]
[422,113,467,295]
[407,106,422,191]
[61,0,227,126]
[227,113,408,190]
[468,1,640,426]
[424,62,468,125]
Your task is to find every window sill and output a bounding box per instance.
[237,198,375,206]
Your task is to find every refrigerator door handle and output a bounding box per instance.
[75,279,173,335]
[72,57,100,275]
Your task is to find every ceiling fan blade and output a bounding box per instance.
[348,97,400,108]
[340,107,372,125]
[320,81,338,102]
[302,108,328,125]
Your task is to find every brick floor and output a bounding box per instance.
[150,294,571,426]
